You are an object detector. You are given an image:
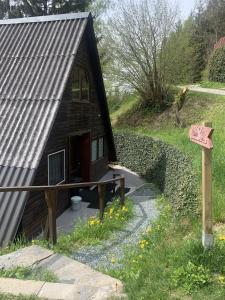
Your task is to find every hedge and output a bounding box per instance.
[114,132,198,216]
[209,47,225,82]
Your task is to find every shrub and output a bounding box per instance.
[114,132,198,215]
[209,47,225,82]
[171,262,211,294]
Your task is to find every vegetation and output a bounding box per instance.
[105,198,225,299]
[50,198,133,255]
[0,198,133,257]
[111,91,225,222]
[0,295,42,300]
[209,47,225,82]
[107,0,178,109]
[0,266,57,282]
[0,0,94,18]
[114,132,198,216]
[199,80,225,89]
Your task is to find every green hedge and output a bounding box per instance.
[114,132,198,216]
[209,47,225,82]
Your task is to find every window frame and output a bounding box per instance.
[91,139,98,162]
[91,136,105,162]
[48,149,66,186]
[72,66,90,102]
[98,136,104,159]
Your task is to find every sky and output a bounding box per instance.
[169,0,196,20]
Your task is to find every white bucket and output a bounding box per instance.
[71,196,82,211]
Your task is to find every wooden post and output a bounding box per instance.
[113,174,116,196]
[120,176,125,207]
[202,121,213,249]
[45,189,57,245]
[98,184,105,221]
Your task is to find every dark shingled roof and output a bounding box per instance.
[0,12,115,246]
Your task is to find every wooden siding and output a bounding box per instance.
[20,34,109,239]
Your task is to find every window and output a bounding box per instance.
[72,66,90,101]
[48,150,65,185]
[91,137,105,161]
[91,139,98,161]
[98,137,104,158]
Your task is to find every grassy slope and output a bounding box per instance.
[106,91,225,299]
[112,91,225,222]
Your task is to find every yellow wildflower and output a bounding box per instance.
[139,239,149,249]
[146,226,152,234]
[218,235,225,241]
[218,275,225,283]
[111,257,116,263]
[109,208,114,215]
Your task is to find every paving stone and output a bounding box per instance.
[0,278,44,296]
[38,282,76,299]
[0,245,54,269]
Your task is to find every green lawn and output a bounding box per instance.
[106,90,225,299]
[199,80,225,89]
[0,294,43,300]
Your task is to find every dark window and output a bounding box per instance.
[98,137,104,158]
[72,67,90,101]
[48,150,65,185]
[91,137,105,161]
[91,139,98,161]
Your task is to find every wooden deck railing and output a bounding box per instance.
[0,176,125,245]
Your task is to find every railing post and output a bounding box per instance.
[45,189,57,245]
[98,184,105,221]
[120,176,125,207]
[113,174,116,196]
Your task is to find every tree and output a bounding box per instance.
[107,0,178,110]
[0,0,94,19]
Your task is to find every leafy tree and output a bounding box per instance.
[0,0,94,19]
[107,0,178,110]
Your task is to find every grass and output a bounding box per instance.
[0,295,43,300]
[199,80,225,89]
[50,198,133,255]
[0,266,57,282]
[0,198,133,258]
[113,91,225,222]
[104,198,225,299]
[107,90,225,298]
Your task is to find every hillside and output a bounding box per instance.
[110,91,225,221]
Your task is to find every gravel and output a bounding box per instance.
[72,183,159,269]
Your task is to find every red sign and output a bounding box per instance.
[189,125,214,149]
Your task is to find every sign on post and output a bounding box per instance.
[189,122,214,249]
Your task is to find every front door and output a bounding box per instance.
[69,133,91,182]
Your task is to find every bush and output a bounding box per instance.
[209,47,225,82]
[114,132,198,215]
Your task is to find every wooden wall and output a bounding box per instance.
[20,34,109,238]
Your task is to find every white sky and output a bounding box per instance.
[170,0,197,19]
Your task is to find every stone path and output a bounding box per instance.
[73,183,159,269]
[179,84,225,96]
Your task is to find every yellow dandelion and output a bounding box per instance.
[218,275,225,283]
[111,257,116,263]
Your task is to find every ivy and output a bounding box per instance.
[114,132,198,216]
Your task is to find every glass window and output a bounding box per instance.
[81,69,89,100]
[72,69,80,100]
[48,150,65,185]
[98,137,104,158]
[91,139,98,161]
[72,67,89,101]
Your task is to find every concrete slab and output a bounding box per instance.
[0,245,54,269]
[38,282,76,299]
[0,278,44,296]
[57,201,97,234]
[37,253,123,295]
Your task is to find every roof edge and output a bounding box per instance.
[0,12,90,25]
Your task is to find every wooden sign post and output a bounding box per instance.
[189,122,214,249]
